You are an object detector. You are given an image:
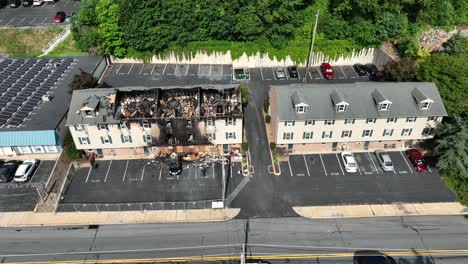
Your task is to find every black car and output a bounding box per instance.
[287,66,298,78]
[0,161,18,183]
[0,0,8,8]
[353,63,367,76]
[364,64,379,76]
[9,0,21,8]
[353,251,397,264]
[168,153,182,176]
[22,0,33,6]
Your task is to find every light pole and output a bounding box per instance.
[303,9,320,83]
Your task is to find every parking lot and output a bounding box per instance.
[58,159,243,212]
[0,0,80,27]
[102,63,234,87]
[248,65,368,82]
[0,160,55,212]
[277,151,455,205]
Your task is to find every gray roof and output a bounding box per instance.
[0,56,103,132]
[272,82,448,121]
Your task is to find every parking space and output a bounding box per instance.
[0,0,80,27]
[341,65,359,79]
[0,160,55,212]
[103,63,233,87]
[59,158,241,211]
[276,151,454,205]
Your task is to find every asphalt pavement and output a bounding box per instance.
[1,216,468,263]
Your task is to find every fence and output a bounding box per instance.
[56,200,222,213]
[40,25,71,56]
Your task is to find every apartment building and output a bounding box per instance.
[269,82,447,153]
[66,85,243,157]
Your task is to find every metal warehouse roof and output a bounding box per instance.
[0,130,58,147]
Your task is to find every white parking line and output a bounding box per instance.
[335,153,345,175]
[85,167,92,183]
[296,69,301,80]
[209,64,212,77]
[368,152,380,174]
[150,64,156,75]
[173,64,178,75]
[355,157,362,175]
[319,154,327,176]
[303,155,310,176]
[339,66,347,79]
[64,0,71,7]
[141,166,145,181]
[260,68,264,80]
[5,18,15,26]
[162,64,167,75]
[41,17,48,24]
[428,166,432,173]
[122,160,129,181]
[138,64,144,75]
[116,63,123,74]
[400,151,414,174]
[30,17,37,24]
[190,64,199,75]
[29,161,42,182]
[158,167,162,181]
[212,164,215,179]
[73,1,79,7]
[127,63,134,74]
[349,65,360,78]
[317,68,324,79]
[104,159,112,182]
[185,64,190,76]
[287,160,293,176]
[308,70,313,80]
[18,18,26,26]
[272,68,276,80]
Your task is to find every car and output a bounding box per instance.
[320,62,335,79]
[406,149,428,172]
[274,67,286,79]
[287,66,298,78]
[353,63,367,76]
[341,151,358,173]
[22,0,33,6]
[354,250,397,264]
[54,11,66,23]
[65,12,75,23]
[0,161,18,183]
[375,150,394,171]
[32,0,43,6]
[14,159,39,182]
[363,64,379,76]
[9,0,21,8]
[168,153,182,176]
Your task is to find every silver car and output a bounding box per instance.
[375,150,394,171]
[274,67,286,79]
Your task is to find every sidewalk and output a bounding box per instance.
[294,202,468,219]
[0,208,240,227]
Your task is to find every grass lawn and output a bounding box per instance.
[47,35,87,57]
[0,27,64,57]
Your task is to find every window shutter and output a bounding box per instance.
[233,133,236,139]
[291,132,294,139]
[143,135,146,142]
[322,131,325,138]
[233,119,236,126]
[225,132,228,139]
[382,130,386,136]
[108,136,112,144]
[121,135,124,143]
[97,125,101,130]
[129,136,132,143]
[87,138,90,144]
[226,119,228,126]
[341,131,345,138]
[370,130,373,137]
[78,138,83,144]
[409,129,413,136]
[100,137,104,144]
[390,129,394,136]
[349,131,352,137]
[362,130,365,137]
[329,132,332,138]
[401,130,405,136]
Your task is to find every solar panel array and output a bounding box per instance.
[0,58,74,128]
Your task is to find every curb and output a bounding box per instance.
[293,202,468,219]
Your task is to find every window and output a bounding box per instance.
[74,125,84,131]
[33,146,45,153]
[378,103,390,111]
[386,117,398,123]
[305,120,315,126]
[324,120,335,125]
[45,146,58,153]
[366,118,376,124]
[383,129,394,136]
[120,123,128,129]
[422,128,432,136]
[98,124,108,130]
[283,132,294,140]
[19,146,31,154]
[79,137,90,145]
[336,104,347,112]
[322,131,333,138]
[205,118,214,126]
[100,136,112,144]
[362,129,373,137]
[303,132,313,139]
[84,110,93,117]
[143,135,152,142]
[341,130,352,138]
[142,120,150,129]
[296,106,306,113]
[401,128,413,136]
[226,118,236,126]
[420,101,432,110]
[284,121,295,126]
[406,117,417,122]
[121,135,132,143]
[344,119,355,124]
[225,132,236,139]
[427,116,437,121]
[206,132,216,141]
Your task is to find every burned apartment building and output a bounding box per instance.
[66,85,243,157]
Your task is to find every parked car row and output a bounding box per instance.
[4,0,50,8]
[271,63,382,80]
[341,149,428,173]
[0,159,39,183]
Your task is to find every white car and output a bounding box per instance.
[375,150,394,171]
[14,159,39,182]
[33,0,43,7]
[341,152,358,173]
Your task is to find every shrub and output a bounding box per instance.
[64,134,83,160]
[265,115,271,123]
[269,142,276,151]
[263,98,269,113]
[240,83,249,107]
[241,142,249,151]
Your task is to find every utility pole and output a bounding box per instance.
[303,9,320,83]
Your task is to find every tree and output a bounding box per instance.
[71,0,99,52]
[69,69,99,93]
[443,33,468,55]
[96,0,126,57]
[416,54,468,116]
[383,58,416,81]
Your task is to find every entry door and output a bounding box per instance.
[287,144,293,152]
[405,140,414,148]
[143,147,150,155]
[364,141,370,150]
[332,142,338,151]
[223,144,228,152]
[96,149,104,157]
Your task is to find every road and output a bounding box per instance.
[1,216,468,263]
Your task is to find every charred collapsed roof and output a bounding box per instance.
[66,85,242,126]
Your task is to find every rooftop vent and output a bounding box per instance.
[42,95,52,102]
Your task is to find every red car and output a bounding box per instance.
[320,62,335,79]
[406,149,428,172]
[54,11,66,23]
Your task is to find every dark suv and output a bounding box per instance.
[287,66,298,78]
[0,161,18,183]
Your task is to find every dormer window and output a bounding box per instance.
[84,110,94,117]
[420,101,432,110]
[330,90,349,113]
[372,89,392,112]
[291,91,309,114]
[336,104,348,112]
[378,103,391,111]
[142,120,150,129]
[296,105,306,113]
[412,88,434,111]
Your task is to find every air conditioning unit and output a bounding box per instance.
[42,95,51,102]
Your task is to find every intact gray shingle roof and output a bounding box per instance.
[272,82,448,121]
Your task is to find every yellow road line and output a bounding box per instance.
[4,249,468,264]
